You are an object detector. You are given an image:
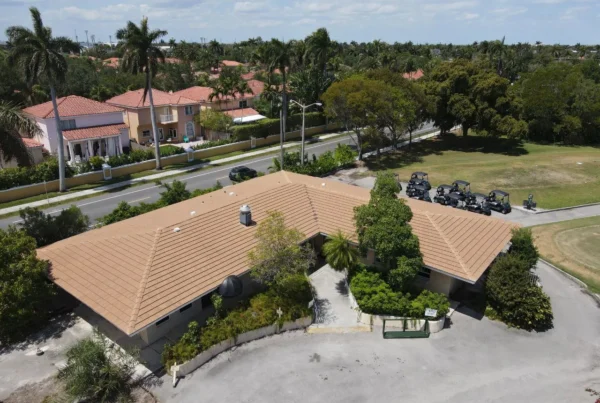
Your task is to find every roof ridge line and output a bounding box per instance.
[424,211,468,274]
[303,184,322,233]
[127,227,162,334]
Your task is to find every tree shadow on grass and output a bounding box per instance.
[364,134,529,172]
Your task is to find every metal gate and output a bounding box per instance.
[382,318,431,339]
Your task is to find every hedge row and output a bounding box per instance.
[0,157,73,191]
[231,112,327,141]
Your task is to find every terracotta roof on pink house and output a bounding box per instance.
[403,69,425,80]
[222,108,260,118]
[172,86,213,103]
[38,171,516,336]
[22,138,43,148]
[23,96,123,119]
[62,123,128,141]
[106,89,197,108]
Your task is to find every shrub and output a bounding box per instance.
[509,228,539,269]
[158,180,191,205]
[387,256,423,292]
[486,254,553,331]
[19,206,89,247]
[0,157,74,190]
[231,112,327,141]
[191,138,233,150]
[88,156,105,171]
[160,145,186,157]
[409,290,449,320]
[349,270,411,316]
[371,172,400,201]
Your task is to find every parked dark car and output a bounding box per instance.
[229,166,258,181]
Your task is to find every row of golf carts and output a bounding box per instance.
[404,172,517,216]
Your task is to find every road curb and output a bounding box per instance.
[532,202,600,215]
[540,259,600,307]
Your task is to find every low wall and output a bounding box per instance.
[175,316,313,377]
[347,286,446,334]
[0,124,339,204]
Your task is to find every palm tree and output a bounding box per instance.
[0,102,41,168]
[266,39,293,144]
[6,7,79,191]
[306,28,332,72]
[116,17,167,170]
[322,230,359,272]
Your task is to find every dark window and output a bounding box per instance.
[201,292,214,309]
[418,267,431,279]
[179,303,192,313]
[156,316,170,326]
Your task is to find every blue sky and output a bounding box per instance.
[0,0,598,45]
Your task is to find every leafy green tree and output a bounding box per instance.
[196,108,233,133]
[305,27,332,72]
[0,102,42,167]
[485,254,553,331]
[323,230,359,272]
[249,211,315,285]
[116,17,168,170]
[58,331,145,403]
[387,256,423,292]
[0,227,54,344]
[509,228,539,270]
[19,205,89,247]
[158,180,191,205]
[265,39,293,141]
[6,7,80,191]
[370,172,400,201]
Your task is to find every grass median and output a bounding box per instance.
[362,133,600,209]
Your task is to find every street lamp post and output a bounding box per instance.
[289,100,322,166]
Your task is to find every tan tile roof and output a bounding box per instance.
[106,89,197,108]
[38,171,515,335]
[21,138,43,148]
[23,96,123,119]
[62,124,127,141]
[222,60,244,67]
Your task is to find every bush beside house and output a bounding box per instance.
[231,112,326,141]
[0,157,73,190]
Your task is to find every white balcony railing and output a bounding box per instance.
[159,114,176,123]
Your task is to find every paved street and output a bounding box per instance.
[152,260,600,403]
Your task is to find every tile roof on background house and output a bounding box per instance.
[222,60,244,67]
[165,58,182,64]
[22,138,43,148]
[172,86,213,103]
[103,57,120,68]
[403,69,425,80]
[241,71,256,80]
[222,108,261,119]
[106,89,197,108]
[23,96,123,119]
[62,123,128,141]
[38,171,515,336]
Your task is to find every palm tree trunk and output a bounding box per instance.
[147,70,162,170]
[282,69,287,144]
[50,85,67,192]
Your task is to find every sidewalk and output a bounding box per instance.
[0,132,344,216]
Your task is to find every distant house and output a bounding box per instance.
[0,138,45,169]
[403,69,424,80]
[22,96,129,164]
[106,89,200,145]
[103,57,120,69]
[223,107,266,124]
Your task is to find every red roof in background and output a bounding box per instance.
[62,123,128,141]
[246,79,265,96]
[165,58,183,64]
[103,57,120,68]
[241,71,256,80]
[22,138,43,148]
[106,88,197,108]
[222,108,260,118]
[23,96,123,119]
[222,60,244,67]
[403,69,424,80]
[173,81,264,103]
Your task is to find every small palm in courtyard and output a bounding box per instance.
[323,230,359,271]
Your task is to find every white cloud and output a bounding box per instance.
[457,12,479,20]
[292,18,317,25]
[300,2,334,12]
[338,3,399,15]
[491,7,528,18]
[423,1,478,12]
[560,6,589,20]
[61,4,137,21]
[233,1,267,13]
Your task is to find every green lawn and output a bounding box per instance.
[532,216,600,294]
[364,134,600,209]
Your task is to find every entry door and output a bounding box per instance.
[169,128,177,139]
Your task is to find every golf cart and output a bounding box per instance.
[523,194,537,210]
[451,180,471,201]
[486,190,512,214]
[446,192,466,209]
[407,184,432,202]
[433,184,456,205]
[465,193,492,216]
[407,172,432,191]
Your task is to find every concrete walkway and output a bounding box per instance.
[308,265,368,333]
[0,132,345,216]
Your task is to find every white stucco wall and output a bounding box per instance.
[426,270,463,296]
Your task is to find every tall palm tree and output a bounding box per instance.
[306,28,332,72]
[322,230,359,272]
[266,39,293,144]
[116,18,167,170]
[0,102,41,167]
[6,7,79,191]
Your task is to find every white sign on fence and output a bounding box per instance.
[424,308,438,318]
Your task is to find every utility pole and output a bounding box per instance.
[289,100,322,166]
[279,110,284,170]
[85,30,89,49]
[109,35,112,48]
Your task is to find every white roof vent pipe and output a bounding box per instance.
[240,205,252,226]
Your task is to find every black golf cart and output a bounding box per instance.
[465,193,492,216]
[446,192,466,209]
[451,180,471,201]
[407,172,431,191]
[433,184,456,205]
[486,190,512,214]
[407,184,432,202]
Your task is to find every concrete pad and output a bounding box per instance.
[309,265,359,329]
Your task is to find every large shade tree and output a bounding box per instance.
[116,17,167,169]
[0,102,41,167]
[6,7,80,191]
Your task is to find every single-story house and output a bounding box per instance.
[22,96,129,164]
[223,107,266,124]
[38,171,515,345]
